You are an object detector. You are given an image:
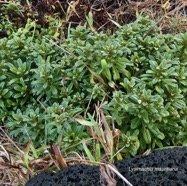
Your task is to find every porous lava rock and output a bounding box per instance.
[25,164,101,186]
[25,147,187,186]
[115,147,187,186]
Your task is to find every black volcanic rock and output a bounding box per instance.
[115,147,187,186]
[52,164,101,186]
[25,147,187,186]
[25,171,55,186]
[25,164,101,186]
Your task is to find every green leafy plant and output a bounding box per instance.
[1,15,187,158]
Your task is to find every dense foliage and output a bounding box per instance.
[1,15,187,158]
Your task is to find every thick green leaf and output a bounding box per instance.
[128,95,140,104]
[0,100,4,107]
[155,139,163,148]
[131,117,141,129]
[142,127,151,144]
[142,111,149,123]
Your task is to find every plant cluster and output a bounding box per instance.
[0,15,187,160]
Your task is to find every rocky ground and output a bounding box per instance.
[25,146,187,186]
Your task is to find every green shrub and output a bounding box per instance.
[1,15,187,157]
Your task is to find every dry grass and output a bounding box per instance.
[0,102,129,186]
[0,0,187,35]
[0,126,131,186]
[0,127,28,186]
[132,0,187,33]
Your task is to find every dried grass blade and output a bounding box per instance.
[100,165,117,186]
[82,139,95,162]
[107,164,133,186]
[50,143,67,169]
[100,109,114,156]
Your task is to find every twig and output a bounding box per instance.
[143,16,166,38]
[0,1,9,3]
[43,36,73,57]
[107,164,133,186]
[37,100,49,114]
[0,127,23,155]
